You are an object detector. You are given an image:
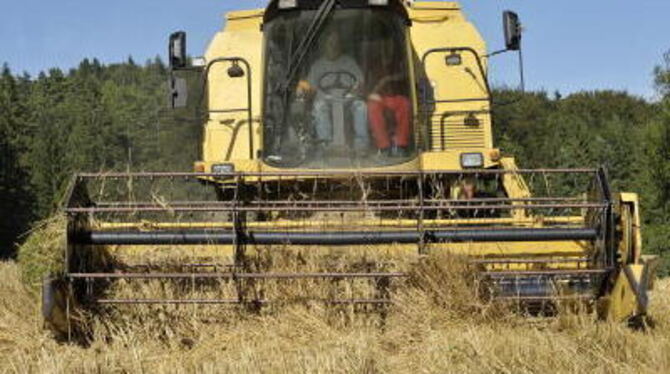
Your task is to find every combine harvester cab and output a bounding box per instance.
[43,0,657,337]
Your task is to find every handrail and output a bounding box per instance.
[202,57,254,159]
[420,47,492,108]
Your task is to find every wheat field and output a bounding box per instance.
[1,252,670,374]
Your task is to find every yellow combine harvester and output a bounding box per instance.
[45,0,657,336]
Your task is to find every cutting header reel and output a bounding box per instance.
[42,167,657,338]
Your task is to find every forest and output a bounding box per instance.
[0,56,668,271]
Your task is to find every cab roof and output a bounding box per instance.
[263,0,410,24]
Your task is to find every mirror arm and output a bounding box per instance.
[490,47,526,107]
[517,48,526,93]
[485,49,510,59]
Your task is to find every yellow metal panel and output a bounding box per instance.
[428,240,590,258]
[601,258,657,322]
[410,2,461,11]
[202,11,264,165]
[226,10,265,23]
[499,157,532,222]
[602,265,644,322]
[618,192,643,264]
[420,149,498,170]
[96,216,584,231]
[408,3,493,153]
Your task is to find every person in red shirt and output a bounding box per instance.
[366,37,412,157]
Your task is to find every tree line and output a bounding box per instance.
[0,58,202,258]
[492,64,670,272]
[0,57,668,271]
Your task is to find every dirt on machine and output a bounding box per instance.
[43,0,658,339]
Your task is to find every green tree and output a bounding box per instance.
[0,64,34,257]
[639,55,670,272]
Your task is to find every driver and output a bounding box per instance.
[296,31,369,153]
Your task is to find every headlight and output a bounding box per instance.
[460,153,484,169]
[369,0,389,6]
[212,163,235,175]
[445,53,462,66]
[278,0,298,9]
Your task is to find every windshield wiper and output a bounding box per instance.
[268,0,337,164]
[278,0,337,94]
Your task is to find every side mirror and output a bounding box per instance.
[169,76,188,109]
[503,11,522,51]
[169,31,187,69]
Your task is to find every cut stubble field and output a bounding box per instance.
[1,256,670,373]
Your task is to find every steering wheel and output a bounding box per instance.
[318,71,358,96]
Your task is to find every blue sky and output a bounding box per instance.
[1,1,668,99]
